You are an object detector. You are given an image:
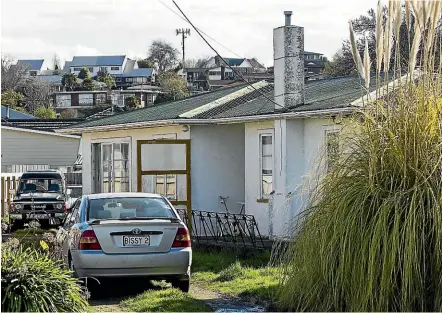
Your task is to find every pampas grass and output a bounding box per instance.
[275,0,442,311]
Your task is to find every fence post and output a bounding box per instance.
[6,177,11,214]
[1,177,5,218]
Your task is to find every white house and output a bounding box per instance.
[58,12,379,237]
[17,59,45,76]
[68,55,136,76]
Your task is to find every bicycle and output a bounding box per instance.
[217,196,255,239]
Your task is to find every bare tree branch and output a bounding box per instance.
[1,55,29,92]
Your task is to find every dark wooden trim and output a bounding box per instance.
[256,198,269,203]
[136,139,192,230]
[141,170,187,175]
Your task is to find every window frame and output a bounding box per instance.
[110,66,119,71]
[324,126,341,172]
[258,129,274,200]
[91,137,132,193]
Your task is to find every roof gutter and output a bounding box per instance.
[56,107,356,135]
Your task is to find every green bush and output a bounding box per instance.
[34,106,57,118]
[216,261,246,282]
[1,245,88,312]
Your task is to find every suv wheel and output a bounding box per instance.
[171,278,190,293]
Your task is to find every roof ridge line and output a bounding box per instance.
[179,81,269,118]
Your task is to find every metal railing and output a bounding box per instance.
[176,208,266,249]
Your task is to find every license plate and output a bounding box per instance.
[123,236,150,246]
[27,214,49,219]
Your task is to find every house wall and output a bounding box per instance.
[244,120,274,236]
[1,128,80,172]
[190,124,245,213]
[71,65,124,76]
[81,126,190,195]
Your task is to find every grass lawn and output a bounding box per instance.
[192,249,279,302]
[121,288,212,312]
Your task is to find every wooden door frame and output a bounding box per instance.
[136,139,192,226]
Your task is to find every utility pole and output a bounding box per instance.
[176,28,190,68]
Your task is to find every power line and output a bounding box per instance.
[156,0,244,59]
[171,0,287,112]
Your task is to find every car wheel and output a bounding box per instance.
[11,220,24,232]
[172,278,190,293]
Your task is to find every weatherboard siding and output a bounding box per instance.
[1,128,80,170]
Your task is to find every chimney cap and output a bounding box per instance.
[284,11,293,26]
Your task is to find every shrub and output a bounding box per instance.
[1,245,88,312]
[276,1,442,311]
[34,106,57,118]
[216,261,246,282]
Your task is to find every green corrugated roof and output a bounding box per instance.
[66,75,385,131]
[67,84,248,129]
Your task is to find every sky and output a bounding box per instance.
[1,0,376,69]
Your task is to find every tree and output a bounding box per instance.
[81,78,95,91]
[1,55,28,92]
[61,73,78,91]
[96,68,115,89]
[323,46,358,77]
[18,79,52,113]
[35,106,57,118]
[137,59,154,68]
[1,90,24,108]
[184,56,211,68]
[156,72,189,103]
[78,67,90,80]
[147,40,179,73]
[52,54,61,73]
[125,96,141,109]
[324,6,415,77]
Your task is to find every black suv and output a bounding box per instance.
[10,170,73,229]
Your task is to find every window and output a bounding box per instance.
[209,71,221,76]
[57,94,72,107]
[78,94,93,105]
[73,67,82,72]
[259,132,273,199]
[126,78,133,83]
[326,130,340,171]
[29,71,37,76]
[88,67,94,73]
[95,93,107,105]
[110,66,119,71]
[155,174,176,200]
[92,141,130,193]
[87,197,176,220]
[115,77,122,82]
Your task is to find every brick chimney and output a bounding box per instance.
[273,11,305,109]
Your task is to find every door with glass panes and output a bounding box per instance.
[96,142,130,193]
[137,139,191,223]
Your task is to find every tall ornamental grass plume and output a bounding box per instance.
[275,0,442,311]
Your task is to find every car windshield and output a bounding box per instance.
[18,178,63,193]
[87,197,176,220]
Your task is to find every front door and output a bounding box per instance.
[100,143,130,193]
[137,139,191,225]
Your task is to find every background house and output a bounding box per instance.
[1,106,35,120]
[17,59,45,76]
[68,55,131,76]
[1,118,82,173]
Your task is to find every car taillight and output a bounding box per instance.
[79,230,102,250]
[172,227,191,248]
[63,203,68,212]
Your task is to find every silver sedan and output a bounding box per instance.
[59,193,192,292]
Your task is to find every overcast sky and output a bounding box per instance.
[1,0,376,69]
